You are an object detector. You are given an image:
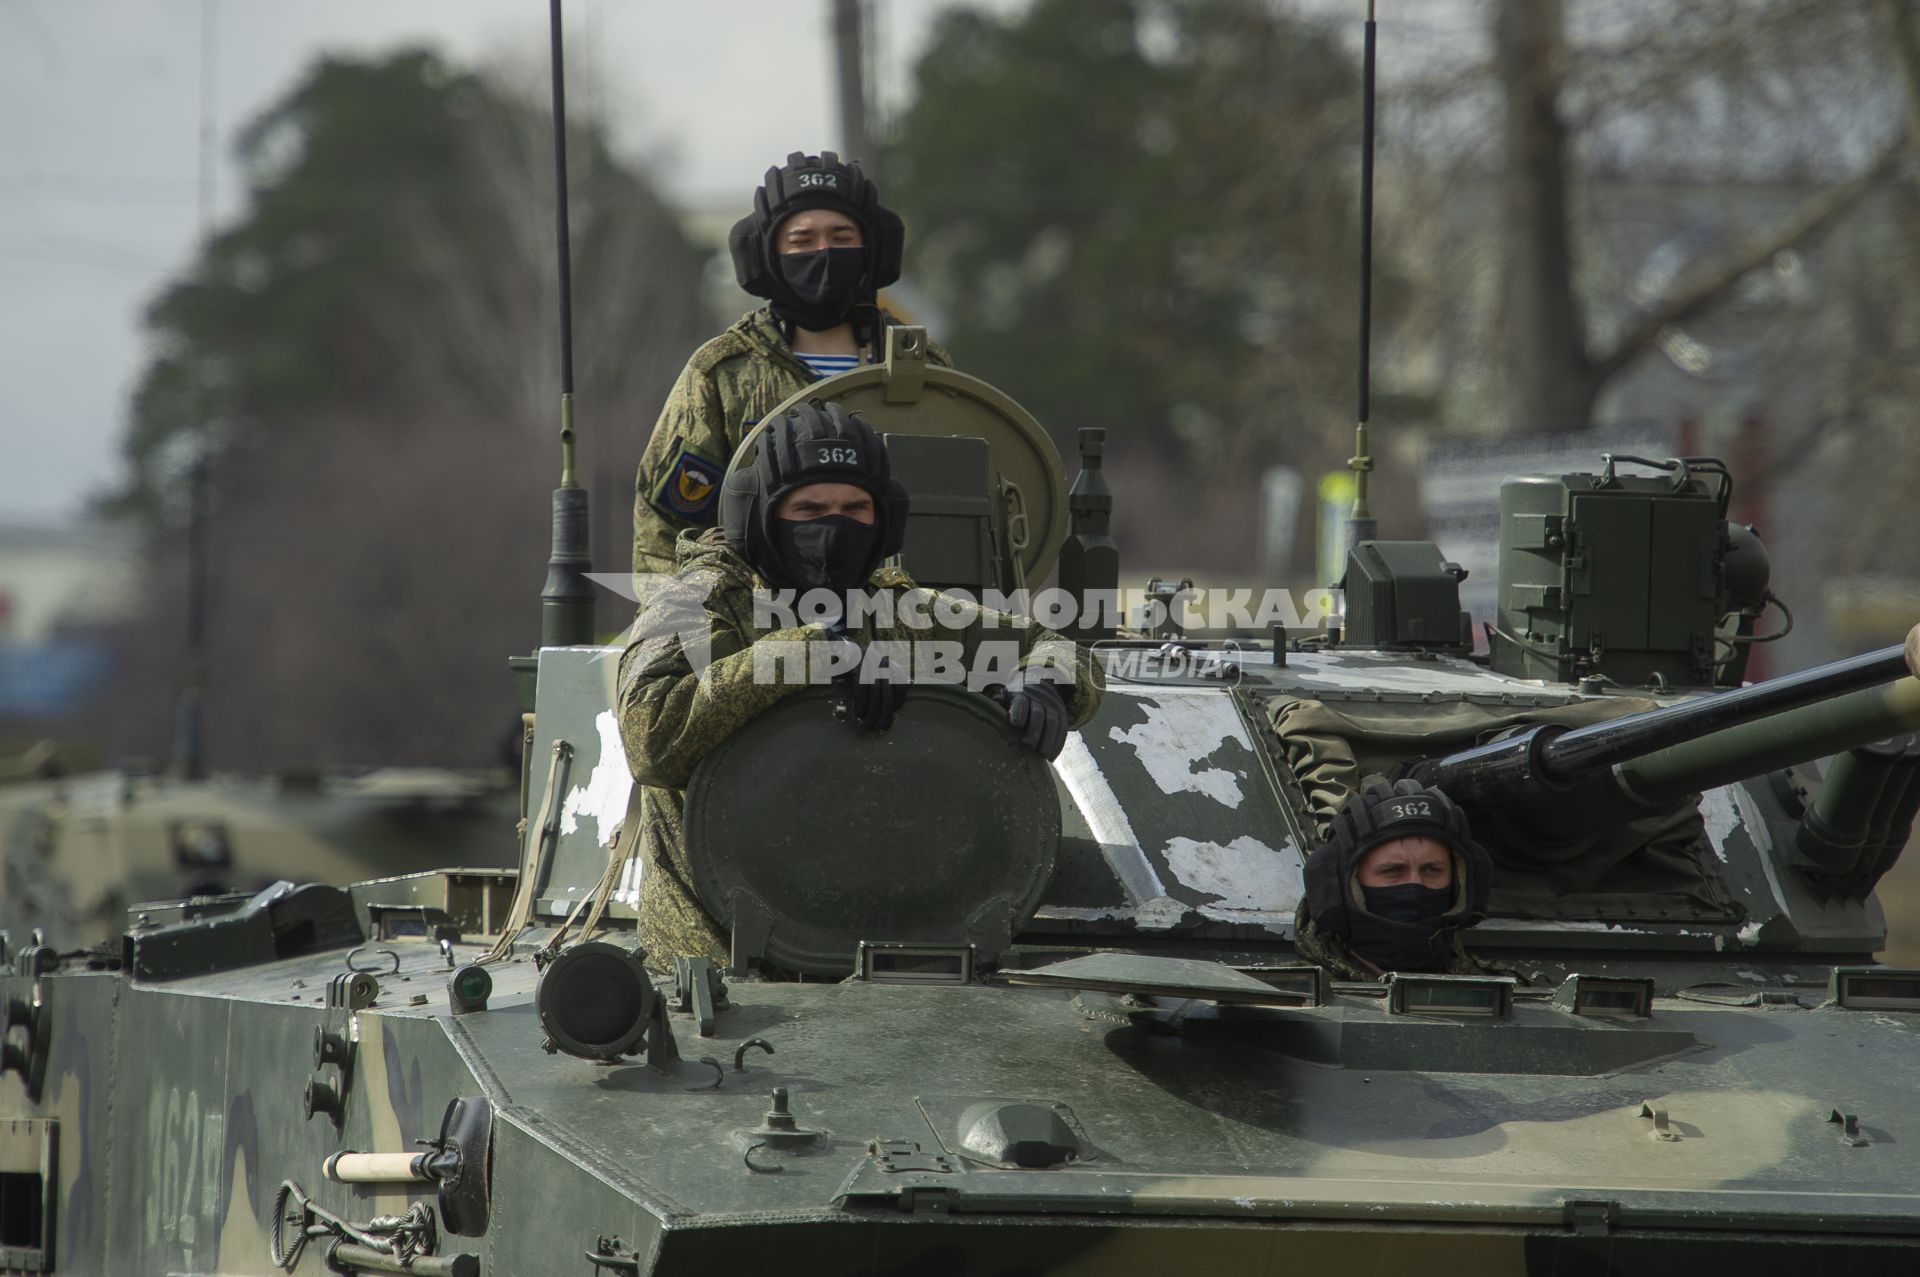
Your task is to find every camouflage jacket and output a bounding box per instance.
[631,308,953,576]
[615,529,1104,968]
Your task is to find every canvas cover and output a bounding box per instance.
[1267,692,1739,923]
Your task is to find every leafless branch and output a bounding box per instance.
[1883,0,1920,146]
[1590,135,1906,388]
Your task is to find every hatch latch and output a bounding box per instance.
[869,1139,954,1174]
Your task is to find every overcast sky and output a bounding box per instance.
[0,0,1023,522]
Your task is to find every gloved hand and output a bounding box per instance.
[824,622,908,732]
[996,669,1070,759]
[845,654,908,731]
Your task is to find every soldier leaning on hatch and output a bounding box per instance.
[616,401,1104,969]
[631,150,955,579]
[1294,777,1502,979]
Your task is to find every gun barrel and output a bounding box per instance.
[1614,677,1920,808]
[1415,628,1919,806]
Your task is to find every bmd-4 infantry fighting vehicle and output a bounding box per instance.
[5,6,1920,1275]
[1,325,1917,1275]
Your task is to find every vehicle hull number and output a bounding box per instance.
[145,1076,225,1253]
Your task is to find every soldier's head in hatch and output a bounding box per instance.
[720,399,907,593]
[1303,777,1491,973]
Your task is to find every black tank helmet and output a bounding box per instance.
[727,151,905,332]
[720,400,908,590]
[1302,776,1492,972]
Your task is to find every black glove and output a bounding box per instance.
[845,655,908,731]
[825,622,908,732]
[998,669,1070,759]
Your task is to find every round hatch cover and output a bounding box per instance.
[684,684,1060,977]
[738,328,1067,585]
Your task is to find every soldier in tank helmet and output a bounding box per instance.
[631,151,955,578]
[1294,777,1496,978]
[616,400,1102,967]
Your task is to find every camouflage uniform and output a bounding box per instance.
[632,308,952,576]
[616,529,1104,968]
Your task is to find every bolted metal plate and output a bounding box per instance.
[684,684,1060,977]
[736,328,1068,585]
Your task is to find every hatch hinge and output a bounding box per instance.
[1564,1199,1617,1236]
[899,1185,955,1214]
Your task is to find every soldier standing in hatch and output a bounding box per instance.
[1294,778,1498,978]
[631,151,954,578]
[616,401,1102,968]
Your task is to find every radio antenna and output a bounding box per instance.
[171,0,219,780]
[1345,0,1379,552]
[540,0,595,646]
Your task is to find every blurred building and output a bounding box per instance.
[0,518,138,723]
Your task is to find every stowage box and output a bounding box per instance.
[1493,468,1728,687]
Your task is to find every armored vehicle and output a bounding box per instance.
[7,7,1919,1271]
[1,322,1918,1274]
[0,765,520,953]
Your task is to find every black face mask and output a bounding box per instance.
[777,247,867,329]
[1343,881,1457,973]
[1360,882,1454,924]
[1345,911,1453,973]
[770,515,877,591]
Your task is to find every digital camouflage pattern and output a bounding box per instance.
[616,528,1103,967]
[632,308,952,575]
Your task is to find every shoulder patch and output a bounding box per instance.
[650,440,724,523]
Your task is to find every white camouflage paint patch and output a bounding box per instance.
[1053,731,1166,905]
[1108,689,1250,809]
[1031,905,1126,923]
[1477,918,1641,932]
[1276,651,1568,696]
[1697,788,1739,863]
[1736,779,1794,918]
[1162,834,1302,914]
[613,851,642,908]
[1131,896,1192,931]
[560,711,635,848]
[1730,782,1773,854]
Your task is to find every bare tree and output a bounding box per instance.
[1487,0,1907,430]
[109,52,711,770]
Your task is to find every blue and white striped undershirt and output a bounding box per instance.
[797,352,862,379]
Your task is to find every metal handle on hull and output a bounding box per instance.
[323,1151,431,1183]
